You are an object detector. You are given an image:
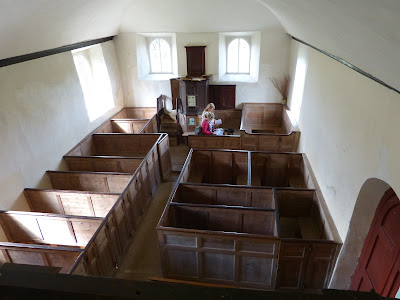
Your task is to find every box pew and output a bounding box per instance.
[251,152,315,188]
[240,103,300,152]
[186,110,242,150]
[113,107,157,120]
[179,150,249,186]
[0,211,102,247]
[172,184,275,209]
[157,203,280,289]
[67,134,160,157]
[96,119,151,134]
[24,189,120,217]
[47,171,132,193]
[69,135,166,277]
[275,189,341,290]
[0,243,83,274]
[64,156,144,174]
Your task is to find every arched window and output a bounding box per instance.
[149,38,172,73]
[227,38,250,73]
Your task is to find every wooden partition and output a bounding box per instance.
[96,119,150,134]
[68,135,165,277]
[173,184,274,209]
[158,149,341,291]
[24,189,120,217]
[179,150,249,185]
[251,152,314,188]
[158,203,280,289]
[0,211,102,247]
[64,156,143,173]
[113,107,157,119]
[240,103,300,152]
[47,171,132,193]
[275,189,341,290]
[0,243,83,273]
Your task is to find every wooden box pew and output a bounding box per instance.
[171,184,275,210]
[275,189,342,290]
[0,242,83,274]
[24,189,120,218]
[0,211,102,248]
[47,171,132,193]
[66,134,161,158]
[179,149,249,186]
[240,103,300,152]
[186,110,242,150]
[157,203,280,290]
[250,152,315,188]
[64,156,144,174]
[112,107,157,120]
[96,119,151,134]
[68,135,168,277]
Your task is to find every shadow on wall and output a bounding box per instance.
[330,178,391,290]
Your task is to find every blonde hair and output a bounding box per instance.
[203,111,215,121]
[202,103,215,119]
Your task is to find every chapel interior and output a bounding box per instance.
[0,1,399,299]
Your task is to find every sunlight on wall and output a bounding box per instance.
[72,45,114,122]
[291,46,308,122]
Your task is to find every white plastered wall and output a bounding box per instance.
[0,40,124,211]
[287,39,400,289]
[114,29,290,109]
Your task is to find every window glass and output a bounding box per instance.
[227,38,250,73]
[149,38,172,73]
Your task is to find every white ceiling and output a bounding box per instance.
[258,0,400,92]
[119,0,282,33]
[1,0,399,92]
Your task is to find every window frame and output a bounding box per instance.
[226,36,251,75]
[136,33,178,81]
[218,32,260,83]
[148,38,173,74]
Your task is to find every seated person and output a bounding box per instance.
[201,111,215,135]
[202,103,222,129]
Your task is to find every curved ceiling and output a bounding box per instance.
[119,0,282,33]
[1,0,399,92]
[258,0,400,92]
[0,0,131,60]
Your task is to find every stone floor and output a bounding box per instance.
[116,143,189,281]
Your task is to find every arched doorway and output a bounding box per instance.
[351,188,400,297]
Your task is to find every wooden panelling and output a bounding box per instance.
[209,85,236,110]
[24,189,119,217]
[111,120,149,133]
[159,149,341,290]
[64,156,143,173]
[188,136,241,150]
[158,201,280,289]
[173,184,274,209]
[0,243,82,274]
[140,115,158,134]
[113,107,157,119]
[0,211,102,247]
[251,152,313,188]
[47,171,132,193]
[157,134,172,180]
[92,134,160,157]
[180,150,249,185]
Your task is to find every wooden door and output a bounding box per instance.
[351,188,400,297]
[209,85,236,110]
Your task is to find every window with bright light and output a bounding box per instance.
[72,44,114,122]
[218,32,260,82]
[149,38,172,73]
[227,38,250,74]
